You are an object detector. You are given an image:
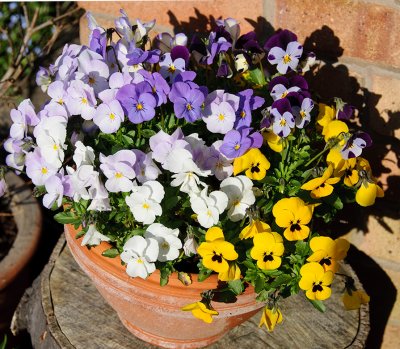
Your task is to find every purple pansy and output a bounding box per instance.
[267,40,303,74]
[159,53,186,82]
[132,149,161,183]
[235,89,265,129]
[90,28,107,58]
[340,132,372,159]
[93,99,125,134]
[173,86,205,122]
[269,75,308,101]
[220,127,262,159]
[25,148,59,186]
[264,29,298,52]
[126,47,160,65]
[139,70,170,106]
[270,99,295,137]
[292,97,314,129]
[149,128,188,165]
[337,104,354,120]
[65,80,97,120]
[43,173,70,209]
[116,82,157,124]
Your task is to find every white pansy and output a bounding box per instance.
[121,235,159,279]
[170,172,204,195]
[66,165,95,202]
[87,173,111,211]
[190,187,228,228]
[125,181,164,224]
[220,175,255,222]
[144,223,182,262]
[73,141,95,167]
[81,224,110,246]
[183,233,198,256]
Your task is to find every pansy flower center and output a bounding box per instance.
[53,144,59,151]
[218,113,225,121]
[320,257,332,266]
[41,167,48,174]
[142,202,150,209]
[186,103,193,111]
[263,251,274,262]
[58,98,64,105]
[81,97,88,105]
[279,117,287,126]
[88,76,96,85]
[289,219,301,232]
[211,251,223,263]
[168,64,176,73]
[300,110,306,119]
[283,54,291,64]
[240,110,246,118]
[250,162,260,173]
[234,143,241,150]
[109,113,116,120]
[136,103,144,111]
[312,281,324,293]
[115,172,123,178]
[281,91,288,99]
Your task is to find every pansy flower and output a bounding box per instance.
[234,89,265,129]
[267,40,303,74]
[159,53,186,82]
[220,127,262,159]
[307,236,350,273]
[205,140,233,180]
[181,301,218,324]
[81,224,110,246]
[259,307,283,332]
[301,164,340,199]
[138,70,170,106]
[233,148,270,180]
[323,120,349,143]
[326,149,358,187]
[293,97,314,129]
[65,80,97,120]
[218,262,241,281]
[269,75,308,101]
[340,132,372,159]
[116,82,157,124]
[262,129,284,153]
[240,220,271,240]
[197,227,238,275]
[272,197,313,241]
[270,98,295,138]
[250,232,284,270]
[173,85,205,122]
[316,103,335,128]
[356,179,384,207]
[342,290,370,310]
[220,175,255,222]
[299,262,334,301]
[93,99,125,134]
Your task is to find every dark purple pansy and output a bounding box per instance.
[171,45,190,65]
[116,82,157,124]
[217,59,232,78]
[270,98,295,137]
[235,31,264,64]
[264,29,297,52]
[337,104,354,120]
[220,127,262,159]
[340,132,372,159]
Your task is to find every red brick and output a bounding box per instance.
[273,0,400,69]
[78,0,264,43]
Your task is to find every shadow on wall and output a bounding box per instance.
[166,11,398,349]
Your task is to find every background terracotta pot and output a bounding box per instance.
[65,224,264,349]
[0,172,42,333]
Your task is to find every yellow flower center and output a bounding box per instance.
[109,113,116,120]
[114,172,123,178]
[206,210,212,217]
[142,203,150,209]
[58,98,63,105]
[218,113,225,121]
[283,54,291,64]
[41,167,48,174]
[81,97,88,105]
[300,110,306,119]
[240,110,246,118]
[137,258,144,264]
[88,76,96,85]
[281,91,288,99]
[168,64,176,73]
[279,118,286,127]
[136,103,144,111]
[211,251,223,263]
[234,144,241,150]
[186,103,193,111]
[250,162,260,174]
[161,242,169,249]
[53,144,59,150]
[233,199,241,207]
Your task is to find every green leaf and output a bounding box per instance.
[228,279,244,295]
[102,248,119,258]
[198,262,213,282]
[269,274,292,288]
[141,129,156,138]
[255,274,266,293]
[0,335,7,349]
[122,135,134,145]
[295,240,310,257]
[246,68,266,86]
[256,289,269,302]
[54,211,81,224]
[212,290,237,303]
[308,298,326,313]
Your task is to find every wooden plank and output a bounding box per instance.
[14,235,369,348]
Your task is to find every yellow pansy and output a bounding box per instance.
[323,120,349,143]
[326,149,358,186]
[250,232,284,270]
[259,306,283,332]
[197,227,238,274]
[240,220,271,239]
[307,236,350,273]
[299,262,334,301]
[233,148,271,180]
[342,290,370,310]
[356,180,384,207]
[272,197,313,241]
[301,164,341,198]
[317,104,336,128]
[262,130,284,153]
[218,262,241,281]
[181,301,219,323]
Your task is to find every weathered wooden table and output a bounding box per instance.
[12,236,369,349]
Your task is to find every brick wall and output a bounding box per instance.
[78,1,399,347]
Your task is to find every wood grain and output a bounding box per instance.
[13,235,369,348]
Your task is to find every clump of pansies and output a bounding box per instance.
[1,11,378,329]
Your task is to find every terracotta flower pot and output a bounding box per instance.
[0,172,42,332]
[65,224,264,349]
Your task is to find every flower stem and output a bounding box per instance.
[304,145,330,168]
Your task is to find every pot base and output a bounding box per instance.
[121,317,226,349]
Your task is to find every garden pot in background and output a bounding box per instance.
[0,172,42,333]
[65,224,264,349]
